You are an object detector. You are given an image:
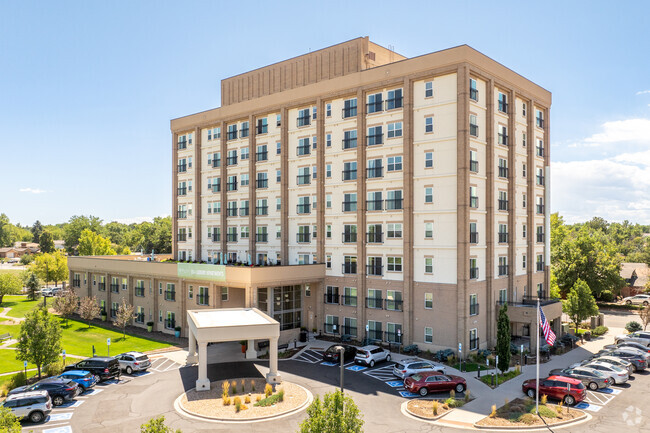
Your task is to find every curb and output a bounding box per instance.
[401,399,455,422]
[174,381,313,423]
[472,411,590,430]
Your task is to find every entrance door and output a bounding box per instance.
[308,311,314,332]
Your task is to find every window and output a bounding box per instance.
[424,293,433,309]
[312,135,317,149]
[312,106,317,120]
[469,78,478,101]
[536,139,544,157]
[276,141,281,155]
[387,257,402,272]
[297,166,310,185]
[240,122,249,138]
[367,289,382,309]
[498,191,508,211]
[522,102,527,117]
[367,256,382,276]
[469,294,478,316]
[424,222,433,238]
[325,286,339,304]
[297,137,310,156]
[498,256,508,276]
[367,125,383,145]
[425,116,433,133]
[386,88,403,110]
[498,92,508,113]
[470,186,478,208]
[425,257,433,274]
[276,169,281,183]
[386,290,403,311]
[240,226,249,239]
[312,165,317,179]
[326,164,332,178]
[386,190,403,210]
[536,196,544,214]
[276,197,281,211]
[240,174,249,186]
[523,163,527,178]
[227,124,237,140]
[498,125,508,146]
[256,226,268,242]
[343,316,357,337]
[326,103,332,117]
[523,254,527,269]
[343,224,357,243]
[256,199,268,215]
[165,312,176,329]
[367,92,383,114]
[387,156,402,172]
[469,150,479,173]
[276,114,281,127]
[536,109,544,128]
[469,328,478,350]
[498,223,508,243]
[387,223,402,238]
[536,254,545,271]
[425,187,433,203]
[536,167,545,186]
[469,115,478,137]
[343,193,357,212]
[522,132,527,147]
[241,147,249,160]
[343,98,357,118]
[297,225,310,243]
[469,222,478,243]
[343,161,357,180]
[326,194,332,209]
[325,315,339,334]
[343,130,357,149]
[498,158,508,178]
[297,108,311,127]
[297,196,310,214]
[470,258,478,279]
[256,144,268,161]
[276,226,281,239]
[499,289,507,304]
[326,255,332,269]
[366,191,382,211]
[523,224,527,239]
[536,225,545,243]
[424,327,433,343]
[425,81,433,98]
[387,122,402,138]
[221,287,228,301]
[425,152,433,168]
[325,224,332,239]
[326,133,332,147]
[367,320,382,340]
[256,117,268,135]
[343,256,357,274]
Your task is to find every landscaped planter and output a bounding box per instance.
[147,322,154,332]
[175,326,182,338]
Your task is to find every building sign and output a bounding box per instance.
[177,263,226,282]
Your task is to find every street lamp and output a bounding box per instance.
[334,345,345,393]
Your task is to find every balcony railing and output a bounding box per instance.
[177,164,187,173]
[212,158,221,168]
[296,203,311,214]
[536,117,545,129]
[498,167,508,178]
[177,211,187,219]
[470,88,479,101]
[98,282,105,291]
[212,232,220,242]
[226,233,238,242]
[240,127,249,138]
[366,101,383,113]
[366,264,383,276]
[226,207,238,217]
[342,169,357,181]
[470,196,479,208]
[537,175,545,186]
[537,233,545,243]
[366,297,383,309]
[498,232,509,243]
[135,313,145,323]
[385,198,403,210]
[177,140,187,150]
[256,125,268,135]
[366,231,383,243]
[385,97,403,110]
[342,232,357,243]
[498,264,509,276]
[342,137,357,149]
[296,233,311,243]
[164,319,176,329]
[342,201,357,212]
[469,231,479,244]
[256,151,268,162]
[197,294,210,306]
[470,267,479,279]
[522,295,559,306]
[367,329,383,341]
[296,174,311,185]
[256,179,268,188]
[536,146,545,157]
[470,160,479,173]
[239,207,249,217]
[211,183,220,193]
[366,133,383,146]
[72,279,81,288]
[498,100,508,113]
[177,187,187,196]
[498,133,508,146]
[164,290,176,301]
[135,287,145,297]
[227,130,237,140]
[342,325,357,337]
[537,204,545,214]
[367,166,383,178]
[256,206,269,216]
[226,156,238,166]
[385,299,403,311]
[297,145,310,156]
[255,233,268,242]
[342,106,357,118]
[296,116,311,127]
[470,124,479,137]
[366,199,383,211]
[536,261,545,272]
[470,303,480,316]
[226,181,237,191]
[342,263,357,274]
[324,293,339,304]
[341,295,357,307]
[110,284,119,293]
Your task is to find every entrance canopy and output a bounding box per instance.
[186,308,281,391]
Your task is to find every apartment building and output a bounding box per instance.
[69,37,559,353]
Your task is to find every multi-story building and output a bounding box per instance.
[69,37,559,353]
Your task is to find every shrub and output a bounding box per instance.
[489,404,497,418]
[556,400,563,415]
[626,321,643,333]
[435,349,454,362]
[504,398,509,410]
[231,380,237,394]
[234,396,242,412]
[254,393,282,407]
[223,396,231,406]
[278,388,284,402]
[44,359,65,377]
[250,380,256,392]
[432,400,439,416]
[538,405,558,418]
[245,394,251,404]
[592,326,608,336]
[7,373,26,391]
[449,390,455,400]
[464,390,471,403]
[600,290,615,302]
[222,381,230,399]
[240,379,245,394]
[264,383,273,398]
[255,394,261,402]
[519,413,537,424]
[541,394,547,405]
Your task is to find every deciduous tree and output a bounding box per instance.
[63,215,103,254]
[140,416,182,433]
[299,390,363,433]
[52,289,77,327]
[78,229,116,256]
[113,298,135,338]
[639,305,650,331]
[16,308,62,378]
[79,296,101,327]
[496,304,511,373]
[563,279,599,331]
[0,273,22,306]
[39,230,55,253]
[0,406,21,433]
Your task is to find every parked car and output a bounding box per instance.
[584,361,630,385]
[593,355,634,374]
[1,391,52,423]
[603,349,648,372]
[353,345,391,367]
[114,351,151,374]
[404,372,466,396]
[609,346,650,361]
[622,294,650,305]
[40,287,62,297]
[393,358,446,379]
[9,378,79,406]
[521,376,586,405]
[608,341,650,353]
[614,332,650,347]
[57,370,97,392]
[64,356,121,382]
[548,367,609,390]
[322,345,357,363]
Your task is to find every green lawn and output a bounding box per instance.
[0,350,36,373]
[0,295,41,319]
[0,269,24,277]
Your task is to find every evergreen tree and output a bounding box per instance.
[31,220,43,244]
[563,279,599,330]
[39,230,55,253]
[496,304,511,373]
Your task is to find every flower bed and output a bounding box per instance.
[476,397,585,428]
[406,398,464,420]
[179,378,309,420]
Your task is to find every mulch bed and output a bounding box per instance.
[406,399,457,419]
[476,397,584,427]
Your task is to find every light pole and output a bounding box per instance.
[334,345,345,393]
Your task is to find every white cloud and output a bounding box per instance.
[636,90,650,95]
[111,216,156,225]
[583,118,650,146]
[19,187,46,194]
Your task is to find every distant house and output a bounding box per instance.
[620,262,650,297]
[54,240,65,250]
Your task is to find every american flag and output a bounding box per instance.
[539,306,556,345]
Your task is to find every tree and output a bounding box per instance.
[31,220,43,245]
[78,229,116,256]
[639,305,650,331]
[0,273,22,306]
[24,272,41,301]
[626,321,643,333]
[140,416,182,433]
[79,296,101,327]
[39,230,55,253]
[63,215,103,254]
[52,289,77,327]
[0,406,21,433]
[32,251,68,287]
[299,390,363,433]
[19,253,34,265]
[113,298,135,337]
[51,250,68,286]
[563,279,599,330]
[16,307,62,378]
[496,304,511,373]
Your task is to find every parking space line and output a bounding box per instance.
[43,425,73,433]
[294,350,323,364]
[595,387,622,395]
[346,365,367,372]
[47,413,74,422]
[585,391,615,406]
[574,401,603,412]
[343,361,354,367]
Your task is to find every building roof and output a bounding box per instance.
[621,262,650,288]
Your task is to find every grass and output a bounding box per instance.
[453,362,489,372]
[0,295,41,319]
[0,269,23,277]
[480,368,522,387]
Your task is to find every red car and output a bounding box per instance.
[521,376,586,405]
[404,372,466,396]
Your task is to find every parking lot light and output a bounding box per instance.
[334,345,345,393]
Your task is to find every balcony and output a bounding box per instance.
[342,107,357,119]
[537,233,545,243]
[164,318,176,329]
[227,130,237,140]
[367,166,383,178]
[177,187,187,196]
[469,231,479,244]
[324,322,339,335]
[366,297,383,309]
[366,133,383,146]
[296,116,311,127]
[366,264,383,276]
[498,133,508,146]
[197,294,210,306]
[498,264,509,276]
[366,101,383,113]
[177,211,187,219]
[537,175,545,186]
[470,124,479,137]
[98,282,105,291]
[226,181,237,191]
[296,233,311,243]
[342,325,357,337]
[385,97,403,110]
[536,146,545,157]
[296,174,311,185]
[342,169,357,181]
[109,283,119,293]
[366,231,383,243]
[256,125,268,135]
[536,261,545,272]
[342,232,357,243]
[469,196,479,208]
[536,117,545,129]
[342,263,357,274]
[470,88,479,101]
[135,287,145,297]
[470,160,479,173]
[366,199,383,211]
[164,290,176,302]
[226,233,238,242]
[470,303,479,316]
[226,156,238,166]
[211,183,220,193]
[296,203,311,214]
[342,201,357,212]
[212,158,221,168]
[226,207,238,217]
[256,179,268,189]
[177,164,187,173]
[239,207,249,217]
[177,140,187,150]
[297,145,310,156]
[498,100,508,113]
[255,206,268,216]
[255,233,268,242]
[212,232,220,242]
[256,151,268,162]
[177,233,187,242]
[367,329,383,341]
[385,198,403,210]
[385,298,403,311]
[537,204,545,214]
[324,293,339,304]
[498,167,508,178]
[341,295,357,307]
[498,232,509,243]
[342,137,357,150]
[470,267,479,279]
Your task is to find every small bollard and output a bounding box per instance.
[477,366,481,378]
[491,373,495,387]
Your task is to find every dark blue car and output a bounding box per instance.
[57,370,97,392]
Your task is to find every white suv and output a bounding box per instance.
[2,391,52,423]
[615,331,650,347]
[115,351,151,374]
[393,358,446,379]
[354,345,391,367]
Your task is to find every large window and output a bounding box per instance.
[387,122,402,138]
[271,285,302,331]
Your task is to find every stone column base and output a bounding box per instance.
[186,354,198,364]
[196,378,211,391]
[266,372,282,385]
[245,348,258,359]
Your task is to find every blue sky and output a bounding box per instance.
[1,1,649,226]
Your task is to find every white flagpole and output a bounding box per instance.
[536,298,540,415]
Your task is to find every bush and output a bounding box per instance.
[592,326,608,336]
[541,394,547,405]
[626,321,643,333]
[519,413,538,424]
[44,359,65,377]
[432,400,439,416]
[537,405,558,418]
[231,380,237,394]
[244,394,251,404]
[489,404,497,418]
[264,383,273,398]
[278,388,284,402]
[250,380,256,392]
[599,290,615,302]
[234,396,242,412]
[464,390,471,403]
[7,373,26,391]
[223,396,231,406]
[240,379,245,394]
[255,394,261,402]
[436,349,454,362]
[221,381,230,400]
[254,393,282,407]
